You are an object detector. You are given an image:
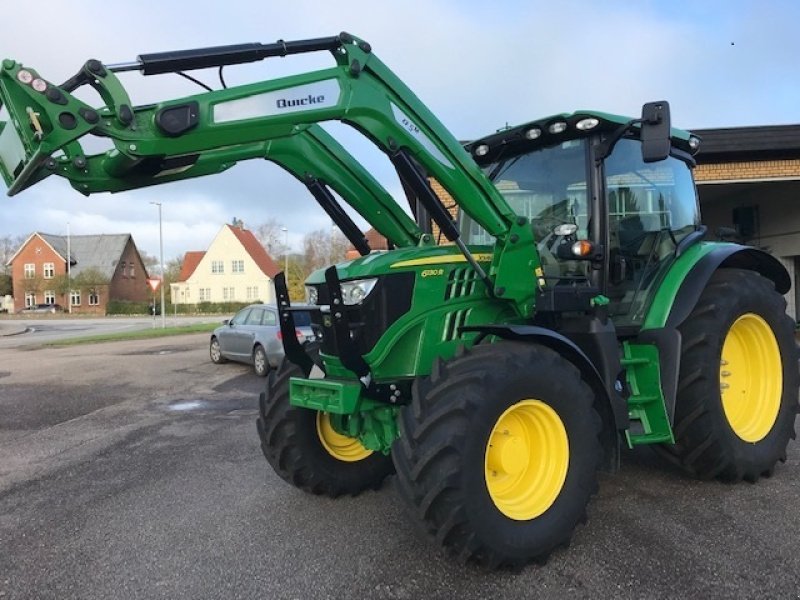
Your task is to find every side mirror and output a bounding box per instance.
[640,101,671,163]
[223,319,230,326]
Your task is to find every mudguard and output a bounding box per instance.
[645,244,790,331]
[460,323,626,471]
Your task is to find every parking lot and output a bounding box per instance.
[1,333,799,599]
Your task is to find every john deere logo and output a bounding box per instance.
[276,95,325,109]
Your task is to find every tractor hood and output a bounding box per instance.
[304,245,494,285]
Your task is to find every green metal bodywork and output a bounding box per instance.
[0,33,767,456]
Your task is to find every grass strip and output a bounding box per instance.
[45,322,218,346]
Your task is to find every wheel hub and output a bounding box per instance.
[720,313,782,442]
[316,412,373,462]
[485,399,569,521]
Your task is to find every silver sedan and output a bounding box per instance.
[209,304,314,376]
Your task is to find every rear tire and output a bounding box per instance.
[392,342,603,568]
[256,357,394,497]
[664,268,799,481]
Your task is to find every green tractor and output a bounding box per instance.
[1,33,796,568]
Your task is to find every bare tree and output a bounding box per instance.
[138,249,160,269]
[0,234,27,274]
[253,218,289,259]
[302,228,350,273]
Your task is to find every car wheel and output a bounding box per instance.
[209,336,227,364]
[253,344,269,377]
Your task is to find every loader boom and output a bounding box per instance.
[0,32,539,314]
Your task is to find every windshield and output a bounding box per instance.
[462,139,589,245]
[461,139,591,283]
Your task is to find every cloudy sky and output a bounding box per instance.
[2,0,799,261]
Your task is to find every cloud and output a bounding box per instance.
[1,0,799,261]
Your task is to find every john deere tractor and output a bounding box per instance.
[1,33,796,568]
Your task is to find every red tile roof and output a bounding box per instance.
[227,225,281,278]
[177,251,205,281]
[345,227,390,259]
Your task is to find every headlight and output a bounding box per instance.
[305,285,319,305]
[340,278,378,305]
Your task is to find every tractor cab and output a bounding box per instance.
[464,104,703,328]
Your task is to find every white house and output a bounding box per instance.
[171,223,280,305]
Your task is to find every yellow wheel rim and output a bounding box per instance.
[316,412,373,462]
[485,399,569,521]
[720,313,782,442]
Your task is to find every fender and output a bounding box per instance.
[460,323,627,472]
[643,243,790,331]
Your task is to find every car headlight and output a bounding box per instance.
[340,278,378,305]
[305,285,319,305]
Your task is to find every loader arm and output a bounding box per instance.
[0,32,540,314]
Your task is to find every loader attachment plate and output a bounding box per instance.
[289,377,362,414]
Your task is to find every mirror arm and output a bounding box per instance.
[594,119,640,162]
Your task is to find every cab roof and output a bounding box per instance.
[467,109,696,166]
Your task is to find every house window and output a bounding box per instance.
[199,288,211,302]
[24,263,35,278]
[129,263,135,278]
[25,293,35,307]
[246,286,259,300]
[43,263,55,279]
[88,291,99,306]
[223,287,236,301]
[232,260,244,273]
[44,290,55,304]
[211,260,224,274]
[120,261,127,277]
[70,290,81,306]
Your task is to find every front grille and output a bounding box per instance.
[445,267,479,300]
[310,271,415,357]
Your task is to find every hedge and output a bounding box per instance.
[105,300,253,316]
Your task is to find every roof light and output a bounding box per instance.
[474,144,490,157]
[688,136,701,153]
[576,117,599,131]
[524,127,542,140]
[31,78,47,93]
[16,69,32,84]
[548,121,567,134]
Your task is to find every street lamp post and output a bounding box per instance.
[281,226,289,281]
[150,201,166,329]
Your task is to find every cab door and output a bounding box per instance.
[603,139,700,328]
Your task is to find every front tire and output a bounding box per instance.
[209,336,226,364]
[256,357,394,497]
[253,344,269,377]
[665,268,799,481]
[392,342,603,568]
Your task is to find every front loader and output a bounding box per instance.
[1,33,796,568]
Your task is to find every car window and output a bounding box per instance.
[230,308,251,325]
[293,311,311,327]
[263,310,277,326]
[245,308,264,325]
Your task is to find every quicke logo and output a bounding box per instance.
[276,94,326,109]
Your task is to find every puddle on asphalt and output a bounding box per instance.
[165,397,257,414]
[168,400,204,411]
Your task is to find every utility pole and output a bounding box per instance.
[67,221,71,314]
[150,201,166,328]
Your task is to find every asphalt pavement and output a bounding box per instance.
[0,335,799,599]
